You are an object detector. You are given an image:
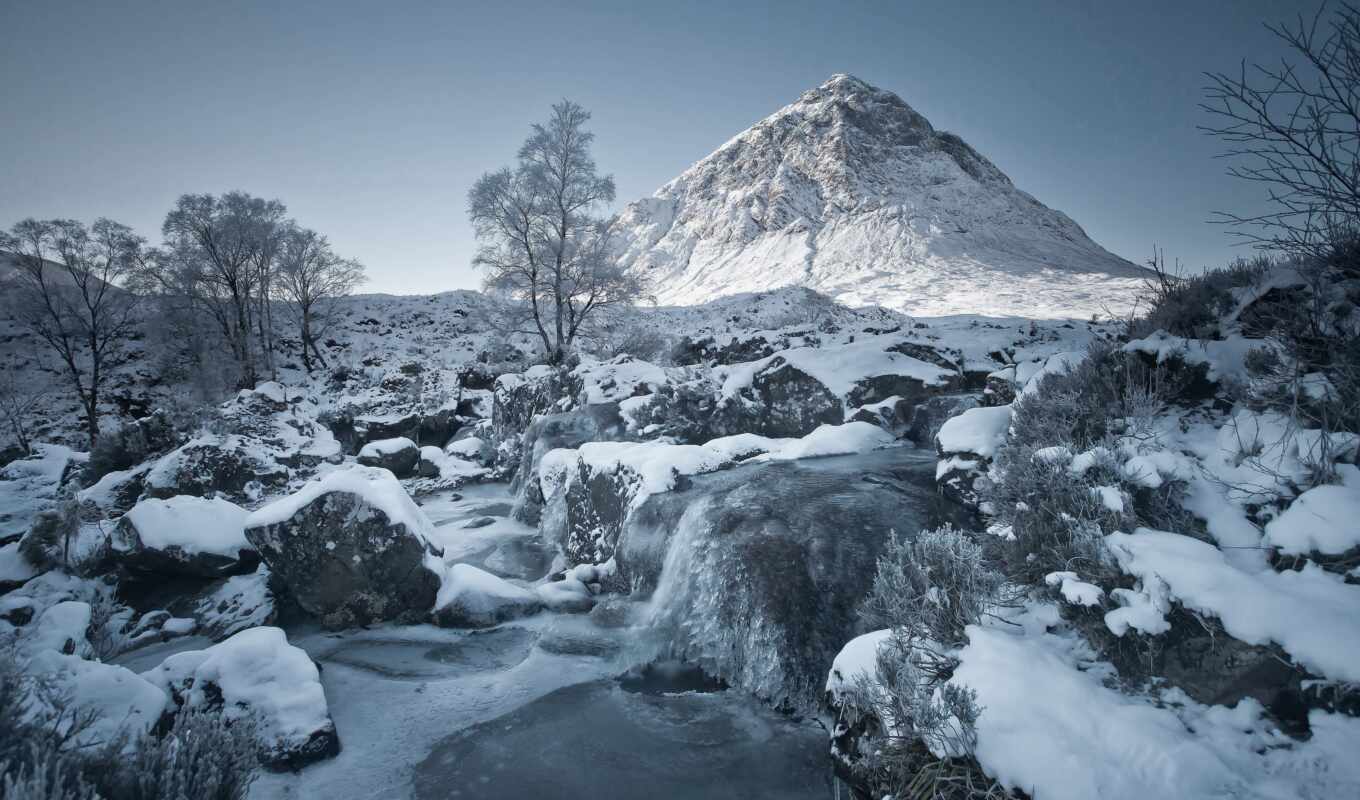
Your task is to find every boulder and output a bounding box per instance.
[904,394,981,447]
[609,447,941,710]
[357,436,420,477]
[511,403,630,524]
[244,466,443,629]
[982,366,1017,407]
[113,496,258,579]
[141,626,341,770]
[431,563,543,628]
[934,404,1013,511]
[143,435,287,501]
[0,444,82,544]
[847,395,913,436]
[738,357,843,437]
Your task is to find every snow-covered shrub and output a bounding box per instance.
[840,527,1009,798]
[0,655,258,800]
[860,526,1004,647]
[844,631,993,797]
[1130,255,1267,340]
[91,710,258,800]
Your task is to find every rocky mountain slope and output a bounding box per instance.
[614,74,1148,318]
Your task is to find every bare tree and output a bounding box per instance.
[1201,3,1360,258]
[274,227,366,372]
[1,219,144,446]
[0,369,49,455]
[468,100,644,363]
[160,192,287,388]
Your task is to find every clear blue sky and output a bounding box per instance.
[0,0,1307,294]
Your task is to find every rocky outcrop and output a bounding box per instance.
[142,435,287,501]
[356,437,420,477]
[244,467,443,629]
[511,403,630,524]
[610,448,942,710]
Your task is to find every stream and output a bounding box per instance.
[117,448,944,799]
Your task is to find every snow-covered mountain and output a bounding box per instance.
[614,74,1147,318]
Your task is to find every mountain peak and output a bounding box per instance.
[613,78,1146,318]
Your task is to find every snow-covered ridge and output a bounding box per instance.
[613,74,1147,318]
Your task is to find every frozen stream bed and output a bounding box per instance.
[132,483,840,799]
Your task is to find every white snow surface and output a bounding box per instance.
[1107,528,1360,682]
[951,617,1360,800]
[121,496,252,557]
[935,404,1013,457]
[613,74,1146,318]
[1263,465,1360,556]
[824,628,891,702]
[432,562,539,615]
[0,541,39,584]
[142,626,331,749]
[358,437,417,458]
[245,465,435,543]
[719,334,955,401]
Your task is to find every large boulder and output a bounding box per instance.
[356,436,420,478]
[244,466,443,629]
[141,626,341,770]
[610,446,941,710]
[113,496,258,579]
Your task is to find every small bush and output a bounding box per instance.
[860,526,1004,647]
[842,526,1011,798]
[0,656,259,800]
[1130,255,1268,340]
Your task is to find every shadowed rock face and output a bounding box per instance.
[245,491,441,629]
[510,403,630,524]
[612,447,942,710]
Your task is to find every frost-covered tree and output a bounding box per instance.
[274,226,366,372]
[468,100,643,364]
[159,192,287,388]
[1,218,145,446]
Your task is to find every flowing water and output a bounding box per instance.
[235,447,943,798]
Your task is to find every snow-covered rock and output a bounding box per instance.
[430,563,543,628]
[356,436,420,477]
[114,495,257,578]
[613,74,1146,318]
[142,626,340,769]
[541,423,894,565]
[244,466,443,629]
[934,404,1013,509]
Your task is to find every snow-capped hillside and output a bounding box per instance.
[614,74,1147,318]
